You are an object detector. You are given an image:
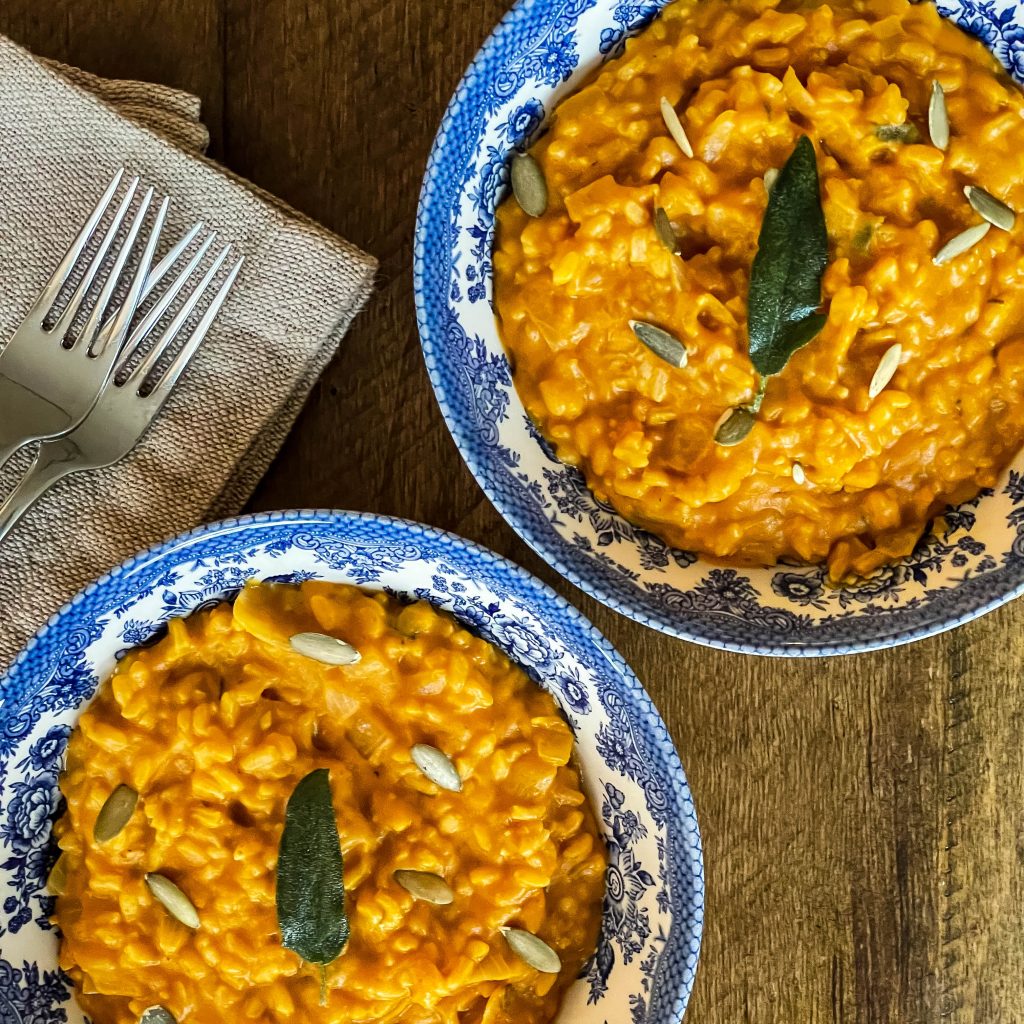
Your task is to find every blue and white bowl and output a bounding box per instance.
[414,0,1024,656]
[0,511,703,1024]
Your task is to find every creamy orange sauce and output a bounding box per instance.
[494,0,1024,579]
[54,582,605,1024]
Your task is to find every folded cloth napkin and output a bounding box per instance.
[0,34,377,670]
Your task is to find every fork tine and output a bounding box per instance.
[48,176,140,341]
[165,257,244,388]
[149,256,244,400]
[117,232,217,368]
[92,220,206,355]
[27,167,125,321]
[80,188,160,357]
[127,245,233,387]
[146,221,204,293]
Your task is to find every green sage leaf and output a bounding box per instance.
[747,136,828,378]
[277,769,348,1004]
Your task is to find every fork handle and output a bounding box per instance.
[0,440,79,545]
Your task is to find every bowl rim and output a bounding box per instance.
[413,0,1024,657]
[1,507,705,1023]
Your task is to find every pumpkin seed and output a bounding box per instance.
[501,927,562,974]
[792,462,807,485]
[653,206,679,254]
[928,81,949,150]
[139,1009,177,1024]
[94,784,138,843]
[965,185,1016,232]
[394,869,455,905]
[874,123,920,143]
[714,407,756,446]
[763,168,779,192]
[290,632,361,666]
[659,96,693,158]
[511,153,548,218]
[47,854,67,896]
[933,222,991,265]
[868,343,902,399]
[852,223,875,253]
[629,320,687,368]
[410,743,462,792]
[146,873,200,929]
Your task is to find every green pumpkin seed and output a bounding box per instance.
[714,407,756,446]
[501,927,562,974]
[933,222,991,265]
[629,320,687,368]
[94,784,138,843]
[511,154,548,218]
[146,873,200,929]
[410,744,462,792]
[290,632,361,666]
[868,343,902,399]
[394,869,455,905]
[139,1009,177,1024]
[964,185,1016,232]
[653,207,679,254]
[928,81,949,151]
[763,168,779,192]
[659,96,693,158]
[47,854,68,896]
[874,123,920,143]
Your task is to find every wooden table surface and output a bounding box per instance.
[4,2,1022,1020]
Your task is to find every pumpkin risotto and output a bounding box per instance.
[494,0,1024,580]
[52,582,605,1024]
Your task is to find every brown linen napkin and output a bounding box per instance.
[0,35,378,670]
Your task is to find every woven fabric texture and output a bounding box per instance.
[0,35,377,669]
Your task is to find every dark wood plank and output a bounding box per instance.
[4,0,1024,1020]
[0,0,225,151]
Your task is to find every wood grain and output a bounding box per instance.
[3,1,1023,1020]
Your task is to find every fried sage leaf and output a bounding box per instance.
[965,185,1016,232]
[146,874,200,929]
[411,743,463,792]
[394,869,455,905]
[290,632,361,666]
[747,136,828,379]
[629,320,687,368]
[511,153,548,218]
[929,81,949,151]
[277,769,348,1005]
[94,784,138,843]
[139,1008,177,1024]
[501,927,562,974]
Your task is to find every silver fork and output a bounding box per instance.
[0,169,169,469]
[0,244,244,543]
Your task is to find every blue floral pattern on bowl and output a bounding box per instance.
[414,0,1024,656]
[0,511,703,1024]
